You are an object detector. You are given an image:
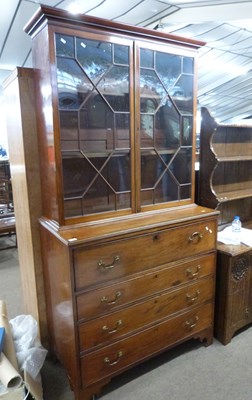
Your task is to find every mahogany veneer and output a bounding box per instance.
[25,6,218,399]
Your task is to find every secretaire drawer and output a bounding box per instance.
[78,276,215,351]
[74,219,217,290]
[80,302,213,386]
[76,253,216,321]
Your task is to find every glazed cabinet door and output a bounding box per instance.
[54,31,198,222]
[136,41,196,209]
[55,32,135,218]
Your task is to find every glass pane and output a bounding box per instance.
[182,116,193,146]
[114,44,129,65]
[180,185,191,199]
[64,198,83,217]
[141,189,154,205]
[76,38,112,84]
[116,114,130,148]
[83,175,115,213]
[155,172,178,202]
[56,34,74,57]
[141,173,178,205]
[61,141,79,151]
[117,192,131,208]
[140,69,166,112]
[80,90,114,134]
[62,155,95,198]
[140,48,154,68]
[183,57,194,74]
[57,58,93,110]
[156,100,180,148]
[156,52,181,90]
[172,75,193,114]
[60,111,78,142]
[141,115,154,146]
[171,148,192,184]
[97,65,129,112]
[82,176,130,214]
[141,153,163,189]
[116,124,130,148]
[103,153,131,192]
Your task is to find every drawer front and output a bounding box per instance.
[79,276,215,351]
[74,219,216,290]
[76,253,215,321]
[80,302,213,385]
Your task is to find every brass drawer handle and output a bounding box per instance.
[186,289,200,303]
[101,291,122,306]
[186,265,201,279]
[188,231,203,243]
[184,316,199,330]
[98,255,120,271]
[102,319,122,334]
[104,350,123,366]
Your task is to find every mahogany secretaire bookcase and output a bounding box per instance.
[25,6,218,399]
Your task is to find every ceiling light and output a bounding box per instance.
[66,1,82,14]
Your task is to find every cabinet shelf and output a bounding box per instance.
[216,155,252,162]
[216,188,252,203]
[198,106,252,227]
[198,107,252,346]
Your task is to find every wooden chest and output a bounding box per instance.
[40,208,217,399]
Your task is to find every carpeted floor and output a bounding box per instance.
[1,234,252,400]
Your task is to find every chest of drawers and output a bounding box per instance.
[40,206,218,400]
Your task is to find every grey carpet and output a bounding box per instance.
[1,234,252,400]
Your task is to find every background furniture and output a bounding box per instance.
[0,160,16,250]
[0,216,16,250]
[215,243,252,345]
[0,160,14,216]
[3,68,48,344]
[25,6,218,400]
[198,106,252,344]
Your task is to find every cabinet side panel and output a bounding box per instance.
[40,225,81,389]
[32,26,62,223]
